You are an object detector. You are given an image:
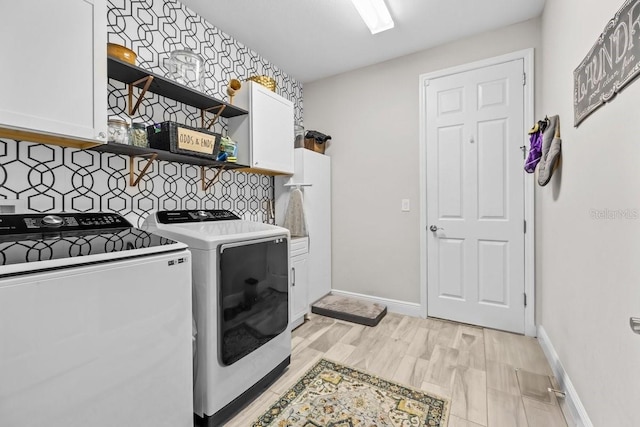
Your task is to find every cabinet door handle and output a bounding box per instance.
[291,267,296,286]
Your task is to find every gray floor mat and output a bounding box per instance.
[311,294,387,327]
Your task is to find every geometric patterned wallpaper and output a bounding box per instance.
[107,0,304,124]
[0,140,273,227]
[0,0,303,227]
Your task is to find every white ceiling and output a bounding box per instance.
[180,0,546,83]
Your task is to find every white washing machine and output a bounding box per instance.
[143,209,291,426]
[0,212,193,427]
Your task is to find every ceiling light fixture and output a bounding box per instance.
[350,0,394,35]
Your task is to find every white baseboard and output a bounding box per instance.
[537,325,593,427]
[329,289,423,318]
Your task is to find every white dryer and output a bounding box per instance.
[143,209,291,426]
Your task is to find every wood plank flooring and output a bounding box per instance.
[226,313,569,427]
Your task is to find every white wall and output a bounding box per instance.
[538,0,640,425]
[304,18,541,303]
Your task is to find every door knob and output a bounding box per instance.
[429,225,443,232]
[630,317,640,334]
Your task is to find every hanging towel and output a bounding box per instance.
[537,115,562,186]
[283,188,308,237]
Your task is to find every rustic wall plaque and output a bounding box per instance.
[574,0,640,126]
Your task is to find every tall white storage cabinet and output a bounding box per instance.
[275,148,331,305]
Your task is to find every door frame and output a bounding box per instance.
[418,48,536,336]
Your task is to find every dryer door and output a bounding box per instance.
[218,236,289,366]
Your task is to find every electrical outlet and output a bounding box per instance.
[0,199,25,213]
[401,199,410,212]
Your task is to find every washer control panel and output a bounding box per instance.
[0,213,130,235]
[156,209,241,224]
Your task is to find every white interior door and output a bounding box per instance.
[425,59,525,334]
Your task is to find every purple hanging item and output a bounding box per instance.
[524,130,543,173]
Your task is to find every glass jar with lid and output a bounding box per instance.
[168,49,204,91]
[129,122,148,147]
[107,118,130,145]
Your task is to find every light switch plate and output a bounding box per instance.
[401,199,410,212]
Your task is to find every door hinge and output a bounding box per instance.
[523,72,526,86]
[524,293,527,307]
[523,219,527,233]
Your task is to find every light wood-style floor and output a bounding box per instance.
[226,313,571,427]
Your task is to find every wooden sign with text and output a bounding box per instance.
[177,127,216,154]
[574,0,640,126]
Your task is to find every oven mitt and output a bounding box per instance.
[537,115,562,186]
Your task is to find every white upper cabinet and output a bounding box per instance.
[0,0,107,148]
[229,81,294,174]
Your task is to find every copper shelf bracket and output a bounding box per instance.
[201,165,226,191]
[201,105,227,130]
[129,153,158,186]
[128,75,155,116]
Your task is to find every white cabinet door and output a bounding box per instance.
[291,253,308,329]
[290,237,309,329]
[298,150,332,304]
[251,83,294,173]
[0,0,107,147]
[229,81,294,174]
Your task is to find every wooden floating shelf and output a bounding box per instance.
[235,166,292,176]
[0,126,103,150]
[107,57,248,118]
[91,142,246,168]
[92,142,248,189]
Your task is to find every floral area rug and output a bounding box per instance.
[251,358,449,427]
